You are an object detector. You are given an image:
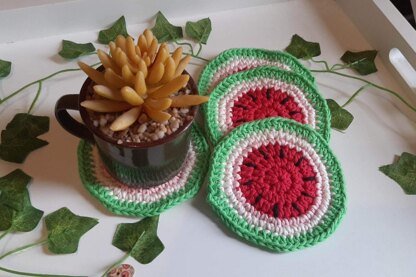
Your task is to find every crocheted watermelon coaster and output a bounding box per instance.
[204,66,331,145]
[78,125,209,217]
[198,48,314,96]
[208,118,346,252]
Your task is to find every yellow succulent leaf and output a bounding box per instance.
[110,106,142,131]
[121,65,136,85]
[138,34,148,55]
[144,105,171,123]
[135,45,142,57]
[148,38,158,62]
[114,48,138,74]
[109,41,117,58]
[104,68,127,88]
[150,74,189,99]
[145,97,172,110]
[134,71,147,96]
[80,100,131,112]
[144,29,154,46]
[146,85,163,94]
[138,59,148,78]
[121,86,144,105]
[97,49,120,75]
[171,47,183,67]
[153,46,169,67]
[144,56,151,66]
[126,36,140,65]
[115,35,127,53]
[93,85,124,101]
[174,55,191,77]
[171,95,209,107]
[146,62,165,85]
[78,62,109,87]
[160,57,175,84]
[114,48,129,69]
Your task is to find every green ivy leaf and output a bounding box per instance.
[340,50,378,75]
[58,40,96,59]
[0,169,31,231]
[98,16,129,44]
[0,113,49,163]
[0,169,31,210]
[185,18,212,44]
[130,234,164,264]
[379,152,416,194]
[326,99,354,131]
[0,59,11,78]
[285,34,321,60]
[112,216,164,264]
[151,11,183,43]
[10,191,44,232]
[0,208,14,231]
[45,207,98,254]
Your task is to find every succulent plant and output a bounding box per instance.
[78,29,208,131]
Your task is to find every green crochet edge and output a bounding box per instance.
[207,118,346,252]
[204,66,331,145]
[198,48,315,96]
[78,124,209,217]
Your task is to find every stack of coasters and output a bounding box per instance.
[207,118,346,252]
[201,48,346,251]
[78,125,209,217]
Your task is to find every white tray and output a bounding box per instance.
[0,0,415,276]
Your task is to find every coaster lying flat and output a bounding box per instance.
[205,67,331,145]
[198,48,314,96]
[78,125,209,217]
[207,118,346,252]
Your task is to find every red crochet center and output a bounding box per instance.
[238,143,318,219]
[231,87,306,128]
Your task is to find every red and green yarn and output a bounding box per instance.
[78,124,209,217]
[239,144,318,219]
[198,48,315,96]
[204,67,331,145]
[207,118,346,252]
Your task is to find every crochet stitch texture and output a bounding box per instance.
[198,48,315,96]
[204,67,331,145]
[78,124,209,217]
[207,118,346,252]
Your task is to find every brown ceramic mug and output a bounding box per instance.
[55,69,198,187]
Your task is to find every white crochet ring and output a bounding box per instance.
[198,48,315,96]
[222,128,331,237]
[209,57,291,94]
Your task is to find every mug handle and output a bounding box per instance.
[55,94,95,143]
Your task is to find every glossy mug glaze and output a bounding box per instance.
[55,69,198,187]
